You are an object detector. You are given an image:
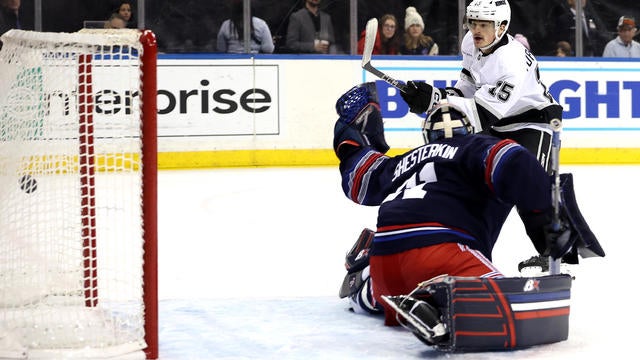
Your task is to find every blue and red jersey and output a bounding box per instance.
[339,134,551,260]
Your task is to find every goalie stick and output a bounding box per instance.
[549,118,562,275]
[361,18,408,93]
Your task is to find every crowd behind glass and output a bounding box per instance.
[1,0,639,57]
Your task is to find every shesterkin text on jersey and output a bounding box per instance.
[393,143,459,181]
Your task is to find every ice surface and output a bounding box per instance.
[157,165,637,359]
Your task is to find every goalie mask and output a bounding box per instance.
[466,0,511,51]
[422,100,474,144]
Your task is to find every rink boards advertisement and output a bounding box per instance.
[155,62,280,137]
[357,58,640,150]
[151,56,640,166]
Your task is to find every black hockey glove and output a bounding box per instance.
[400,80,443,114]
[543,221,573,260]
[520,207,575,260]
[519,206,577,275]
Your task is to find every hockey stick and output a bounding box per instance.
[548,118,562,275]
[361,18,409,93]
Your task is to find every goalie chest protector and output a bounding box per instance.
[417,275,572,352]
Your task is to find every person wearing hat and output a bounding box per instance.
[602,16,640,58]
[399,6,439,55]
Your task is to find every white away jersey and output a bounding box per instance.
[447,32,558,132]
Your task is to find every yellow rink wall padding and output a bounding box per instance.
[157,148,640,169]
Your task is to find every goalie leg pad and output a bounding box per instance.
[412,275,572,352]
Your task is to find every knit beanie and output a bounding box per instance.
[404,7,424,30]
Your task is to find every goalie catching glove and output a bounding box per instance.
[400,80,446,114]
[333,82,389,161]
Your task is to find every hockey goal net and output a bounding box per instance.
[0,29,158,359]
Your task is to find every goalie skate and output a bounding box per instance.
[518,255,575,277]
[381,295,447,346]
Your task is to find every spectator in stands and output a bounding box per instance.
[514,33,530,50]
[357,14,400,55]
[286,0,336,54]
[602,16,640,58]
[555,40,572,56]
[217,0,274,54]
[0,0,20,34]
[399,6,438,55]
[114,1,136,29]
[105,13,127,29]
[551,0,608,56]
[0,0,20,50]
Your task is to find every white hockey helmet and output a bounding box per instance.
[466,0,511,50]
[422,100,474,144]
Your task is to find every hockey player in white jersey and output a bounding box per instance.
[401,0,562,172]
[395,0,605,271]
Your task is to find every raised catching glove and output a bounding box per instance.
[333,83,389,161]
[400,80,444,114]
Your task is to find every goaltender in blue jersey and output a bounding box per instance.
[333,82,605,349]
[343,114,543,260]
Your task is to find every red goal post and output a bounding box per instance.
[0,29,158,359]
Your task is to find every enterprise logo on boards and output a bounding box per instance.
[156,64,280,136]
[38,63,281,137]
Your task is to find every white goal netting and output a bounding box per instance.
[0,29,157,359]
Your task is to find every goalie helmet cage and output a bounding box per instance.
[0,29,158,359]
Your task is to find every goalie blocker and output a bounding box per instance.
[385,275,572,352]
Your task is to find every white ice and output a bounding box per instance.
[157,165,637,359]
